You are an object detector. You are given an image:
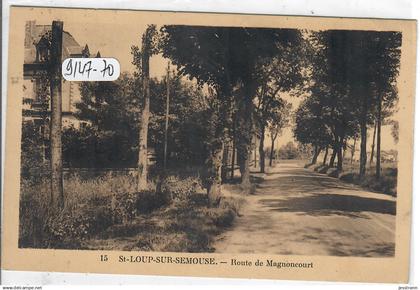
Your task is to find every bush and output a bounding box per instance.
[360,174,397,196]
[338,167,397,196]
[136,190,168,214]
[327,168,340,178]
[111,192,137,223]
[19,173,144,248]
[62,125,138,168]
[20,122,50,184]
[19,185,50,248]
[159,175,201,201]
[209,208,236,227]
[277,142,300,160]
[313,164,326,172]
[318,165,329,174]
[339,172,359,183]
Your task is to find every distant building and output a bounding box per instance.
[23,20,95,129]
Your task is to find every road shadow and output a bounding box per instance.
[260,193,396,216]
[256,171,359,197]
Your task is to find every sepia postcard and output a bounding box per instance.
[1,6,417,283]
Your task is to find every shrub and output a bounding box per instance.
[277,142,300,160]
[339,172,359,183]
[18,185,50,248]
[313,164,326,172]
[318,165,329,174]
[19,171,144,248]
[210,208,236,227]
[20,122,50,184]
[42,190,146,248]
[159,175,201,201]
[111,192,137,223]
[136,189,168,214]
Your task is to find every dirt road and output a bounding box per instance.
[214,160,396,257]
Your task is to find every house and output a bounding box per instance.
[23,20,95,129]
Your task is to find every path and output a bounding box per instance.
[214,160,396,257]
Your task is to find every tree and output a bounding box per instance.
[267,102,291,167]
[306,30,401,174]
[159,25,235,205]
[72,73,140,168]
[254,45,304,172]
[369,33,401,178]
[160,25,303,197]
[148,73,211,167]
[390,120,399,144]
[231,28,303,188]
[49,21,64,209]
[132,25,159,191]
[293,95,333,165]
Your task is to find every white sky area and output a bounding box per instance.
[33,19,397,152]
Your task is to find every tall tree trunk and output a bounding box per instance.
[359,95,368,178]
[351,138,356,165]
[322,145,329,165]
[259,125,265,173]
[163,62,170,170]
[137,28,152,191]
[311,145,320,164]
[329,147,337,168]
[254,136,257,168]
[337,140,343,171]
[207,140,224,207]
[342,140,347,161]
[230,138,236,180]
[376,96,382,179]
[221,141,229,183]
[370,119,377,165]
[50,21,64,209]
[205,95,230,207]
[269,137,275,167]
[236,96,253,191]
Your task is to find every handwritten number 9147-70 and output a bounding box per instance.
[64,59,114,79]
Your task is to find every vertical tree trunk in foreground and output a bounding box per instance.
[311,145,320,165]
[351,139,356,165]
[359,95,368,178]
[329,147,337,168]
[230,137,236,180]
[207,140,224,206]
[205,98,229,207]
[342,141,347,161]
[336,141,343,171]
[254,136,257,168]
[259,124,265,173]
[137,28,152,191]
[221,142,229,182]
[370,119,377,165]
[237,96,253,191]
[269,136,276,167]
[163,62,170,170]
[376,96,382,179]
[322,145,329,165]
[50,21,64,209]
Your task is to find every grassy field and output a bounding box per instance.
[19,169,245,251]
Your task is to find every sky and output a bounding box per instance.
[61,21,169,77]
[34,19,398,151]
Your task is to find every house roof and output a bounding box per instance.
[24,22,88,64]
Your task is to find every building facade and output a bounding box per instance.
[23,20,92,129]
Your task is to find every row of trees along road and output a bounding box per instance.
[130,26,401,206]
[43,25,401,208]
[157,26,305,205]
[294,30,401,179]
